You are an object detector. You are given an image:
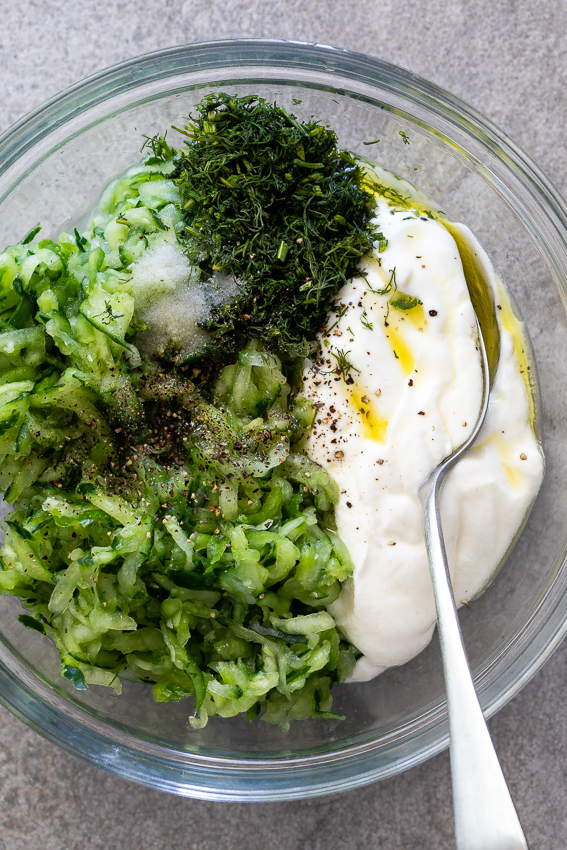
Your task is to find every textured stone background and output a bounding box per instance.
[1,3,567,848]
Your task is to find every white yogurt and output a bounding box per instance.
[302,197,544,681]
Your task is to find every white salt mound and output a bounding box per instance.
[129,241,239,355]
[130,241,195,308]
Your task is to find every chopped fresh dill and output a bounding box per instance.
[361,311,373,331]
[399,131,411,145]
[361,175,411,212]
[325,303,349,336]
[141,132,177,159]
[163,93,382,358]
[390,293,421,311]
[98,302,125,325]
[330,348,360,381]
[368,266,397,297]
[366,267,419,316]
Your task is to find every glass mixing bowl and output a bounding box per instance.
[0,39,566,801]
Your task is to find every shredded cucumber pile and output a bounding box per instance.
[0,134,360,730]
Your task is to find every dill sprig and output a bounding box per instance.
[318,347,360,382]
[331,348,360,382]
[169,93,380,357]
[368,266,397,297]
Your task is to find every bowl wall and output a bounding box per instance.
[0,40,566,800]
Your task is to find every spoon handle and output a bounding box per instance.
[420,472,528,850]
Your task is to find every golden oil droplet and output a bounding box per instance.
[350,386,388,443]
[386,327,414,375]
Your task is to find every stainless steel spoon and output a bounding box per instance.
[419,316,528,850]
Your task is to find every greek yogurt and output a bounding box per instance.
[302,191,545,681]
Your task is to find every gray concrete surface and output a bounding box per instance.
[0,2,566,848]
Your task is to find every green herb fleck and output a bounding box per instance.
[141,133,177,160]
[326,303,349,335]
[331,348,360,381]
[97,302,125,325]
[361,173,410,212]
[62,665,88,691]
[21,224,41,245]
[18,614,45,634]
[74,228,89,252]
[368,266,397,297]
[390,292,420,311]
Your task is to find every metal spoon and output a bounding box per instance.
[419,315,528,850]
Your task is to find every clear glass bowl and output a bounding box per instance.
[0,39,566,802]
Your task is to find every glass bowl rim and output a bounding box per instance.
[0,37,566,801]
